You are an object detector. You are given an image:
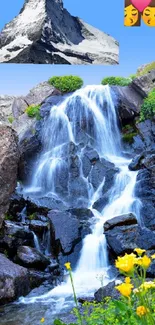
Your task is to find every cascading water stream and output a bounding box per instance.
[19,85,142,314]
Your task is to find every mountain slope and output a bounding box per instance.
[0,0,119,65]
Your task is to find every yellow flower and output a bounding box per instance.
[136,255,151,269]
[151,254,155,259]
[115,253,137,274]
[136,306,148,317]
[125,277,131,284]
[64,262,71,270]
[115,280,133,298]
[40,318,45,323]
[134,248,146,256]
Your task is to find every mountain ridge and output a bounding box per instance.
[0,0,119,64]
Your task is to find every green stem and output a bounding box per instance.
[69,270,83,325]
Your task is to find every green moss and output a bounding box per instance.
[101,76,131,87]
[8,116,14,124]
[48,75,83,93]
[28,213,37,220]
[5,214,14,221]
[140,88,155,121]
[25,104,41,120]
[122,132,137,144]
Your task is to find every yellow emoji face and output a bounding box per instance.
[142,7,155,26]
[124,5,139,26]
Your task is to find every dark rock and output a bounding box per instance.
[16,246,50,270]
[48,209,92,268]
[0,221,34,256]
[105,223,155,256]
[29,269,51,289]
[89,159,117,192]
[40,95,65,118]
[0,125,19,228]
[94,280,120,302]
[18,120,42,182]
[111,85,144,124]
[132,120,155,152]
[29,220,49,234]
[135,153,155,230]
[132,70,155,97]
[93,194,109,212]
[128,154,144,171]
[0,253,30,305]
[104,213,137,232]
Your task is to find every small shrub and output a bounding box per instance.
[48,75,83,93]
[8,116,14,124]
[101,76,131,87]
[140,88,155,121]
[25,104,41,120]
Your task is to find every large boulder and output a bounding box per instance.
[111,85,144,125]
[16,246,50,270]
[0,253,30,305]
[0,125,19,228]
[104,213,137,232]
[24,82,61,106]
[132,70,155,97]
[104,213,155,256]
[94,280,121,302]
[48,209,92,268]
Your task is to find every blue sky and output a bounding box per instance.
[0,0,155,95]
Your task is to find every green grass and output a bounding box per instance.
[8,116,14,124]
[25,104,41,120]
[101,76,131,87]
[48,75,83,93]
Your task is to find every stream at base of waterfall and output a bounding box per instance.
[0,85,142,325]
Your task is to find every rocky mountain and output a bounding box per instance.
[0,0,119,64]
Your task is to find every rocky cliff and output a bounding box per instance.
[0,0,119,64]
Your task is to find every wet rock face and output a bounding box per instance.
[48,209,93,268]
[132,120,155,153]
[104,213,155,257]
[0,0,119,64]
[111,85,144,125]
[135,153,155,230]
[0,126,19,228]
[16,246,50,270]
[0,253,30,305]
[0,221,34,255]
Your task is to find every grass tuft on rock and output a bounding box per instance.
[25,104,41,120]
[48,75,83,93]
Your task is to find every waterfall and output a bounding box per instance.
[32,231,41,252]
[20,85,142,310]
